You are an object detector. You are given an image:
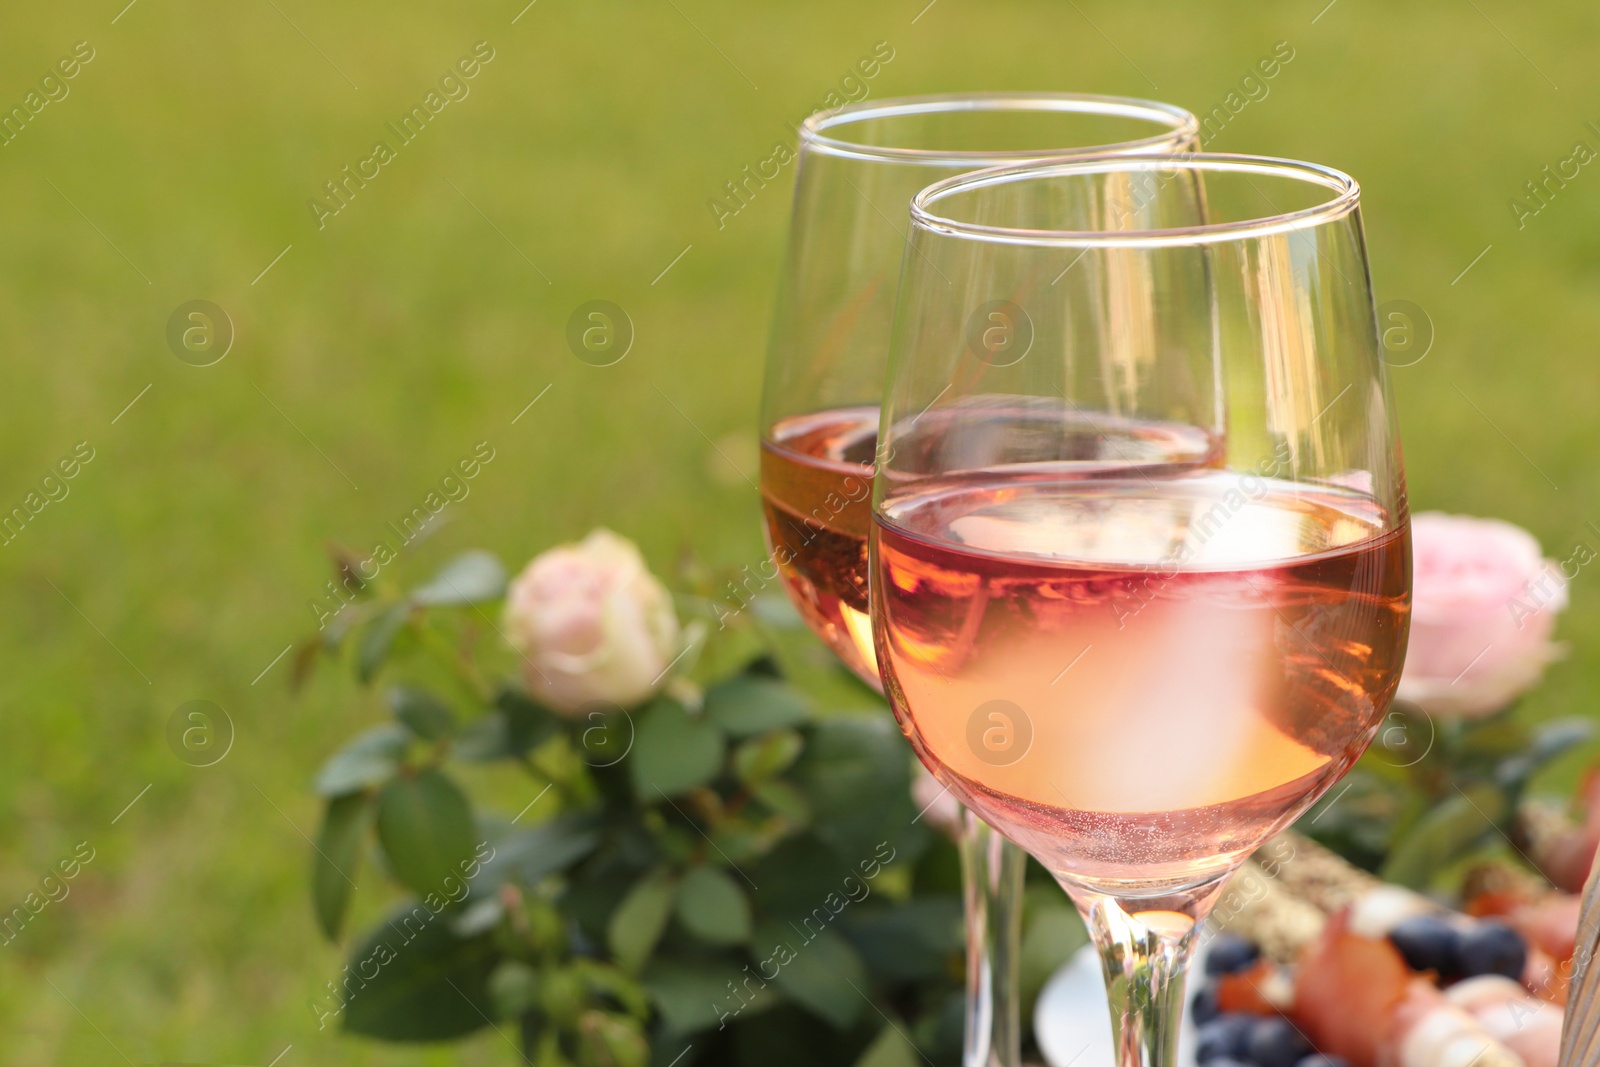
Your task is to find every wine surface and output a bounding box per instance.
[873,471,1409,890]
[760,405,1220,687]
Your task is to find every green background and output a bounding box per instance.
[2,0,1596,1062]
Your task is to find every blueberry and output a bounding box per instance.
[1245,1017,1312,1067]
[1205,933,1262,976]
[1295,1057,1350,1067]
[1458,920,1528,980]
[1195,1015,1253,1063]
[1190,981,1221,1025]
[1388,915,1462,977]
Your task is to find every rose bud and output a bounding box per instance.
[503,529,682,714]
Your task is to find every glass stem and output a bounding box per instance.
[960,808,1026,1067]
[1067,883,1221,1067]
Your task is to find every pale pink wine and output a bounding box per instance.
[761,406,1220,687]
[873,471,1409,889]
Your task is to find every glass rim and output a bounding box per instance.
[797,92,1200,166]
[910,153,1363,248]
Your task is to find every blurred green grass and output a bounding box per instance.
[3,0,1599,1062]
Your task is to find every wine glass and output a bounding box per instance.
[871,154,1411,1067]
[757,94,1200,1067]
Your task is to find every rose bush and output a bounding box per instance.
[1398,512,1568,719]
[293,533,1088,1067]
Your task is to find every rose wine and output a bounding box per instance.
[761,406,1221,687]
[873,471,1409,890]
[760,407,881,683]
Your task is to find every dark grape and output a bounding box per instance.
[1191,981,1222,1025]
[1388,914,1461,977]
[1195,1015,1253,1063]
[1458,920,1527,980]
[1244,1017,1312,1067]
[1205,933,1262,976]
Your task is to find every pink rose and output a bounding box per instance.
[503,529,682,714]
[1398,512,1568,719]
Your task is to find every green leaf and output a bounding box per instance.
[630,698,724,798]
[339,906,499,1041]
[313,724,409,797]
[1297,767,1416,872]
[376,769,477,899]
[733,730,803,786]
[731,1005,859,1067]
[387,685,456,740]
[564,867,649,956]
[758,623,884,713]
[451,894,504,938]
[313,792,372,941]
[853,1022,920,1067]
[358,605,409,683]
[536,1028,577,1067]
[643,959,778,1038]
[577,1010,650,1067]
[752,779,811,824]
[1381,782,1508,888]
[1496,717,1596,791]
[322,600,360,648]
[676,866,752,945]
[1532,716,1597,760]
[1459,716,1532,761]
[455,688,560,762]
[749,836,857,923]
[453,716,513,762]
[704,675,810,738]
[573,958,652,1019]
[707,822,767,866]
[489,813,603,889]
[540,963,589,1023]
[840,899,962,981]
[411,550,507,606]
[608,867,678,973]
[795,716,921,862]
[488,959,541,1018]
[752,921,867,1029]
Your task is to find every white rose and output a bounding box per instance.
[503,529,682,715]
[1398,512,1568,719]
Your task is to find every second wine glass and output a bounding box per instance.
[758,94,1200,1067]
